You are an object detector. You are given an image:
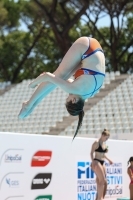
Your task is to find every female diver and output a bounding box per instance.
[18,36,105,140]
[127,156,133,200]
[90,129,113,200]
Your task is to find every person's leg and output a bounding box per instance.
[18,37,89,118]
[93,161,106,200]
[102,164,107,199]
[95,179,107,200]
[53,36,89,78]
[130,184,133,200]
[103,179,107,199]
[18,82,56,118]
[95,177,98,200]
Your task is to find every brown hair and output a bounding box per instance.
[65,99,85,141]
[128,157,133,166]
[102,129,110,136]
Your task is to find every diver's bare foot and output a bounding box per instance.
[18,101,30,119]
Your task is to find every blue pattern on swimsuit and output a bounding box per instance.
[81,68,105,97]
[81,48,104,60]
[79,37,105,97]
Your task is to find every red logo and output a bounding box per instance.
[31,151,52,167]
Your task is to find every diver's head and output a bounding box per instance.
[66,94,85,140]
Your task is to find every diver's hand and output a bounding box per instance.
[29,72,49,88]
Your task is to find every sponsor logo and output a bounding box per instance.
[31,173,52,190]
[0,172,24,190]
[31,151,52,167]
[106,185,122,196]
[35,195,52,200]
[78,162,94,179]
[6,178,19,188]
[77,161,96,200]
[0,149,24,165]
[5,154,22,163]
[105,162,123,198]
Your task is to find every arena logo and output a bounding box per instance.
[31,173,52,190]
[31,151,52,167]
[77,161,97,200]
[35,195,52,200]
[5,154,22,163]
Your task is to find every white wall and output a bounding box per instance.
[0,132,132,200]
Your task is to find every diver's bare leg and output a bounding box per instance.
[18,37,89,118]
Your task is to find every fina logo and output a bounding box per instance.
[78,162,94,179]
[5,154,22,163]
[77,161,96,200]
[6,178,19,188]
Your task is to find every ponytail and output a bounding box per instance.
[72,110,84,141]
[65,98,85,141]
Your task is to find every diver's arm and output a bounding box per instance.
[29,72,84,95]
